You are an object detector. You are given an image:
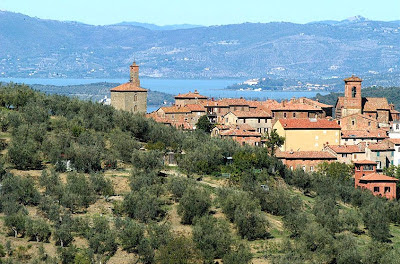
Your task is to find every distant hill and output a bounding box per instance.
[0,11,399,83]
[113,22,203,30]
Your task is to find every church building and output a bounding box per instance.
[110,62,148,113]
[335,76,398,127]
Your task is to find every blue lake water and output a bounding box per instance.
[0,77,329,100]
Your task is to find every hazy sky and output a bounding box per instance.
[0,0,399,26]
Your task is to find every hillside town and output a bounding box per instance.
[111,63,400,199]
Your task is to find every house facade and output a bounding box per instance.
[273,118,341,151]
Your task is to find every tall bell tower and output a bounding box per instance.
[129,61,140,87]
[343,75,362,116]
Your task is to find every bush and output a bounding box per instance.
[131,149,163,171]
[157,236,202,264]
[0,174,40,206]
[116,218,145,253]
[89,173,114,196]
[193,216,232,261]
[222,243,252,264]
[123,189,164,222]
[26,218,51,242]
[4,213,27,238]
[86,216,118,259]
[234,208,269,240]
[178,186,211,225]
[61,173,96,212]
[168,177,193,201]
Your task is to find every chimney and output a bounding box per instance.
[129,62,140,87]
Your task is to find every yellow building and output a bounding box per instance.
[273,119,341,151]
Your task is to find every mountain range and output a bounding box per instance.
[0,11,399,85]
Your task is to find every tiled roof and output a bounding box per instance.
[186,104,206,112]
[388,138,400,145]
[367,142,394,151]
[229,110,271,118]
[271,102,323,111]
[340,113,377,122]
[326,145,364,153]
[110,82,147,92]
[301,98,333,108]
[344,75,362,82]
[341,129,388,139]
[363,97,391,111]
[276,150,337,159]
[360,173,398,182]
[215,124,255,131]
[160,106,191,114]
[353,160,377,165]
[175,90,208,99]
[278,118,341,129]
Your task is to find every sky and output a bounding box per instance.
[0,0,399,26]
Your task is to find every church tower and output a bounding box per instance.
[342,75,362,117]
[110,62,147,113]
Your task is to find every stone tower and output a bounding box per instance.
[110,62,147,113]
[342,75,363,117]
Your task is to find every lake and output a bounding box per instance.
[0,78,329,112]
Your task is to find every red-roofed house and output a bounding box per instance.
[341,129,388,145]
[175,90,208,107]
[223,110,272,134]
[354,160,397,199]
[276,150,337,172]
[273,118,341,151]
[324,144,365,164]
[212,125,262,146]
[365,140,394,171]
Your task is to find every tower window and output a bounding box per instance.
[352,86,357,98]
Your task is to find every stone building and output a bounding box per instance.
[110,62,147,113]
[223,110,272,134]
[335,75,398,126]
[365,141,394,171]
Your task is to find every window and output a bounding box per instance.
[385,187,391,193]
[258,118,261,123]
[284,113,287,118]
[377,151,380,157]
[397,124,399,130]
[243,119,246,123]
[310,166,314,172]
[293,113,296,118]
[302,166,306,171]
[134,94,137,102]
[374,186,380,192]
[356,165,360,171]
[352,86,357,98]
[368,121,371,126]
[338,120,341,125]
[290,166,294,171]
[352,120,355,126]
[342,154,348,158]
[392,151,394,157]
[272,112,275,118]
[315,136,319,140]
[134,105,138,112]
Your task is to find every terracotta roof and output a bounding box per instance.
[301,98,333,108]
[326,145,363,153]
[228,110,271,118]
[175,90,208,99]
[360,173,398,182]
[341,129,388,139]
[271,102,323,111]
[344,75,362,82]
[185,104,206,112]
[278,118,341,129]
[367,142,394,151]
[220,98,250,106]
[363,97,391,111]
[353,160,377,165]
[159,106,191,114]
[388,138,400,145]
[391,110,400,114]
[276,150,337,159]
[340,113,377,123]
[110,82,147,92]
[215,124,255,131]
